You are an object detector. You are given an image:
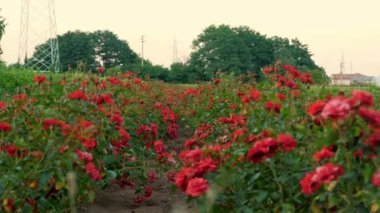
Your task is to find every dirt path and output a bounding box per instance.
[79,178,197,213]
[79,127,197,213]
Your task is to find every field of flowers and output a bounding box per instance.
[0,65,379,212]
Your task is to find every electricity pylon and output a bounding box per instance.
[18,0,59,71]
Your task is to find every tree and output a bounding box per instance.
[189,25,252,80]
[169,62,190,83]
[92,30,138,68]
[30,31,97,71]
[188,24,328,83]
[234,26,274,79]
[58,31,97,71]
[270,37,329,83]
[0,10,6,56]
[30,30,140,71]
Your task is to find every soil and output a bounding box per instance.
[78,177,198,213]
[79,127,198,213]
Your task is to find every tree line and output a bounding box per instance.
[1,13,329,83]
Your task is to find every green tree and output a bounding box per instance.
[58,31,97,71]
[31,30,141,71]
[92,30,138,69]
[271,37,329,83]
[234,26,274,79]
[188,24,328,83]
[189,25,252,80]
[31,31,97,71]
[169,62,190,83]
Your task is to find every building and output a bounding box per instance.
[331,73,375,85]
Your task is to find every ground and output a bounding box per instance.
[79,127,197,213]
[79,177,197,213]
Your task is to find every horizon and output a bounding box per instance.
[1,0,380,77]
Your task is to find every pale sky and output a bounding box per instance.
[1,0,380,77]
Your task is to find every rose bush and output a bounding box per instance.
[172,65,380,212]
[0,64,379,212]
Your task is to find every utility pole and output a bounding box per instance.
[141,35,145,66]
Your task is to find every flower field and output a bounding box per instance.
[0,66,380,212]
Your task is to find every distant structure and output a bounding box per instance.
[18,0,60,71]
[141,35,146,66]
[331,73,375,85]
[331,55,374,85]
[172,36,180,64]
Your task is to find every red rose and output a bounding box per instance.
[307,100,326,117]
[300,163,344,195]
[144,185,153,198]
[276,93,286,101]
[247,138,279,163]
[68,90,86,100]
[179,148,202,163]
[0,122,11,133]
[185,138,198,149]
[365,131,380,148]
[358,107,380,128]
[175,168,194,191]
[33,75,47,84]
[249,89,261,101]
[0,122,12,132]
[118,128,131,141]
[42,118,62,130]
[315,163,344,184]
[312,147,335,163]
[277,134,297,152]
[185,177,209,197]
[0,101,6,110]
[321,97,351,120]
[148,171,157,183]
[97,66,105,73]
[79,137,97,150]
[192,158,218,177]
[265,101,282,113]
[372,169,380,187]
[85,162,102,181]
[352,90,374,107]
[75,149,93,161]
[213,78,221,84]
[300,171,321,195]
[154,140,165,154]
[2,144,18,156]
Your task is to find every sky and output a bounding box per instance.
[1,0,380,77]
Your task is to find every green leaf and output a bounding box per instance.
[255,191,268,203]
[39,172,52,190]
[23,204,33,213]
[0,181,5,196]
[106,170,117,179]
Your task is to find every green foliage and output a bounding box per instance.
[30,30,139,72]
[59,31,97,71]
[0,67,379,211]
[129,62,170,81]
[187,24,328,83]
[0,69,35,95]
[30,31,97,71]
[92,30,138,68]
[189,25,253,80]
